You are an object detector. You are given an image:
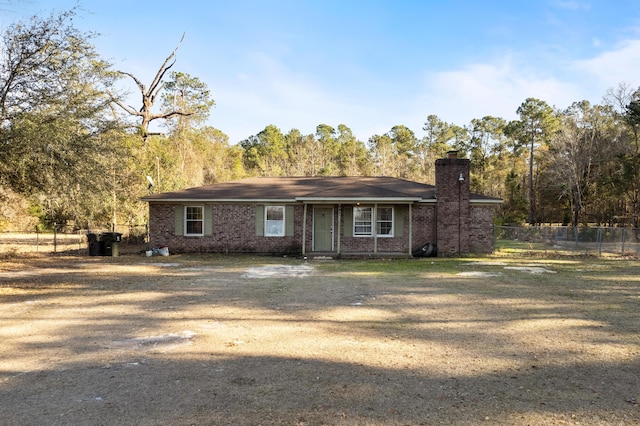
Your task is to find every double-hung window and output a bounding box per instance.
[353,207,373,236]
[376,207,393,236]
[265,206,285,237]
[353,206,394,237]
[185,206,204,236]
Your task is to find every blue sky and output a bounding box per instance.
[3,1,640,143]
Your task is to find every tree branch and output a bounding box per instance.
[109,33,192,140]
[108,94,142,117]
[147,33,184,102]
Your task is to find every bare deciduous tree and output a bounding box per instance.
[110,35,198,140]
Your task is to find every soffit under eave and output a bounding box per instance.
[295,197,423,204]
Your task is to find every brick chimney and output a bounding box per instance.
[435,152,470,256]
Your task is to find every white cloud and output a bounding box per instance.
[405,37,640,132]
[551,1,592,11]
[413,57,580,127]
[212,37,640,144]
[573,39,640,92]
[210,52,376,142]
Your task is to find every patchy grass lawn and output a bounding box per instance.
[0,253,638,425]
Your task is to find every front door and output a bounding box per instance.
[313,207,333,252]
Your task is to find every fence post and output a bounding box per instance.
[53,223,57,254]
[621,228,626,255]
[597,227,602,256]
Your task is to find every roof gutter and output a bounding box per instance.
[295,196,423,203]
[141,198,298,203]
[141,197,501,204]
[470,199,503,204]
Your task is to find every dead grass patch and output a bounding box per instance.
[0,253,638,425]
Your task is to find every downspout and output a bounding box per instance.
[302,203,307,255]
[408,203,413,256]
[434,192,438,252]
[458,176,462,255]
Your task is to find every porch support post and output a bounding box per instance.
[302,203,308,255]
[337,204,341,255]
[373,203,378,253]
[408,203,413,256]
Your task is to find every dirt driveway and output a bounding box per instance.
[0,254,639,425]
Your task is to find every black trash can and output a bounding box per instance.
[101,232,122,257]
[87,233,101,256]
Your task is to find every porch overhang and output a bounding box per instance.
[300,200,417,257]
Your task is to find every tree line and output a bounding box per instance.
[239,91,640,228]
[1,8,639,232]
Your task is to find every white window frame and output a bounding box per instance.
[265,205,285,237]
[184,206,204,236]
[376,206,394,237]
[353,206,373,236]
[353,206,394,237]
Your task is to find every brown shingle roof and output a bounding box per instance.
[142,176,433,202]
[141,176,500,203]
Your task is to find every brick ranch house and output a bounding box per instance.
[142,152,502,257]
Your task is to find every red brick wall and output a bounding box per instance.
[148,204,175,249]
[434,156,497,256]
[470,205,496,253]
[149,203,303,254]
[150,202,433,255]
[148,195,495,256]
[436,157,471,256]
[337,205,411,254]
[411,204,437,251]
[339,234,408,253]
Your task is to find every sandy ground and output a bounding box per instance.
[0,254,639,425]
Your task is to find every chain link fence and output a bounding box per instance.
[4,224,638,257]
[495,225,640,256]
[0,225,149,256]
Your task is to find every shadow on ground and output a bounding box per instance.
[0,254,638,425]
